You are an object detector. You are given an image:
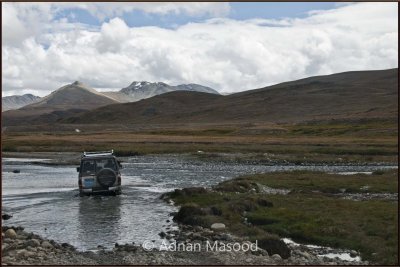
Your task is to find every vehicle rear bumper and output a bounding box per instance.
[80,186,121,195]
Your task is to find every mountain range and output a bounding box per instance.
[64,68,398,125]
[2,68,397,126]
[2,81,219,125]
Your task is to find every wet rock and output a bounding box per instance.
[12,169,20,173]
[245,258,253,263]
[2,214,13,220]
[5,229,17,239]
[350,250,358,257]
[210,223,225,230]
[159,231,167,238]
[41,241,53,249]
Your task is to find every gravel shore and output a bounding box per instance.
[2,223,368,265]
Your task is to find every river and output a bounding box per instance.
[2,154,396,251]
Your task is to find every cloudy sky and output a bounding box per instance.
[2,2,398,96]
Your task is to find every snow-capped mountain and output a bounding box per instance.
[2,94,41,111]
[104,81,219,102]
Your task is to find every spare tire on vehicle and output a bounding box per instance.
[96,168,117,187]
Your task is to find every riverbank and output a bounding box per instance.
[2,151,398,167]
[1,222,370,265]
[1,154,397,264]
[162,169,398,265]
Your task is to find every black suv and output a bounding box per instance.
[77,150,122,196]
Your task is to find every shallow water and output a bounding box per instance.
[2,154,396,251]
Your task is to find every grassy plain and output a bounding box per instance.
[2,119,398,163]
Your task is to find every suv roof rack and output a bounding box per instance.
[82,150,114,158]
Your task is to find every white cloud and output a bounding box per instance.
[2,2,398,96]
[66,2,230,21]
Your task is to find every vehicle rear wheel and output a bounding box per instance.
[96,168,117,188]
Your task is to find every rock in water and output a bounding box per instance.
[5,229,17,239]
[12,170,20,173]
[210,223,226,230]
[2,214,12,220]
[350,250,358,257]
[159,232,167,238]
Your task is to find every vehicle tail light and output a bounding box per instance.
[118,175,121,185]
[78,179,83,189]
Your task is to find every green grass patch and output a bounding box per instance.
[235,169,398,194]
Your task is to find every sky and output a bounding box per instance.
[2,2,398,97]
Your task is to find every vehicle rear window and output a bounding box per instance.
[81,160,95,175]
[96,158,117,171]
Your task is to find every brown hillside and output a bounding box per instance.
[2,81,117,126]
[64,68,398,124]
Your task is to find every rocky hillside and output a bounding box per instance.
[2,94,41,111]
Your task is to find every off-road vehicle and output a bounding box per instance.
[77,150,122,196]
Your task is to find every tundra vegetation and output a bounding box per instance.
[164,169,398,265]
[2,119,397,164]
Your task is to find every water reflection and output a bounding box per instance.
[78,195,122,249]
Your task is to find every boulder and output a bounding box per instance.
[41,241,53,249]
[173,204,207,226]
[26,239,41,248]
[245,258,253,263]
[210,223,226,230]
[271,254,282,261]
[299,251,312,261]
[5,229,17,239]
[258,237,291,259]
[350,250,358,257]
[16,249,35,259]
